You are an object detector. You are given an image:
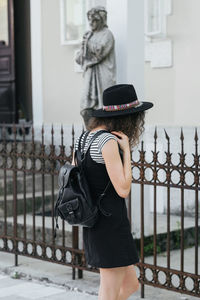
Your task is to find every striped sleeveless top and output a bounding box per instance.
[74,129,118,164]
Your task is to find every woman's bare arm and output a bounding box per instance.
[101,134,132,198]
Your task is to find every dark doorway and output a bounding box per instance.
[0,0,32,123]
[0,0,16,123]
[14,0,32,122]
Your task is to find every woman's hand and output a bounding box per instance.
[111,131,130,152]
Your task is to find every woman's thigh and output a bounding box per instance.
[120,264,139,292]
[99,266,127,290]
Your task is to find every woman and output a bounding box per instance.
[73,84,153,300]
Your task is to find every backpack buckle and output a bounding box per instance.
[66,203,73,213]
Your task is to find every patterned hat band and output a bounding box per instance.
[102,100,143,111]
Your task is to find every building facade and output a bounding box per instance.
[1,0,200,127]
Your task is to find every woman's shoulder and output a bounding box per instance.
[74,130,118,151]
[98,131,118,139]
[97,132,123,161]
[96,131,118,152]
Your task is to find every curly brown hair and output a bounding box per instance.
[87,111,146,148]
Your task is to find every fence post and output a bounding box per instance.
[12,124,18,266]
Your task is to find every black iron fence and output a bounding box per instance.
[131,127,200,297]
[0,123,199,298]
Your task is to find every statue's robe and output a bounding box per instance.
[76,27,116,114]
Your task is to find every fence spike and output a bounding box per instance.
[51,123,54,135]
[51,123,54,145]
[154,126,157,140]
[180,127,184,141]
[194,127,198,142]
[61,124,64,146]
[41,124,44,145]
[164,128,169,141]
[141,140,144,152]
[31,124,34,141]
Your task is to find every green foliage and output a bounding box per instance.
[144,241,161,256]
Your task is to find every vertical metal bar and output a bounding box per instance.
[22,125,27,242]
[164,129,171,279]
[71,124,75,163]
[71,125,82,279]
[31,126,36,254]
[180,189,184,272]
[62,219,65,247]
[140,140,145,298]
[12,124,18,266]
[41,125,46,248]
[153,127,157,267]
[50,125,55,246]
[180,128,184,274]
[60,124,65,248]
[194,128,199,278]
[2,126,7,249]
[74,126,83,280]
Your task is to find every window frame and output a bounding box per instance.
[144,0,169,39]
[60,0,89,46]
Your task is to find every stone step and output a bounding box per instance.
[133,213,200,256]
[0,172,59,194]
[0,190,59,217]
[0,214,73,247]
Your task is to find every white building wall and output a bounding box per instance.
[38,0,200,127]
[41,0,83,126]
[107,0,145,100]
[145,0,200,126]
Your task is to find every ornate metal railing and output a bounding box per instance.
[132,127,200,297]
[0,123,199,298]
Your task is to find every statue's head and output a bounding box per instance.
[87,6,107,32]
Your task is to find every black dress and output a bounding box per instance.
[77,131,140,268]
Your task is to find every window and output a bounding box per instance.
[144,0,173,68]
[60,0,87,45]
[145,0,172,39]
[60,0,107,45]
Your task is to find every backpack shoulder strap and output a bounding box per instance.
[81,130,90,152]
[78,130,90,152]
[75,131,89,166]
[84,129,109,157]
[75,129,109,166]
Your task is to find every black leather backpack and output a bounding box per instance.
[54,130,112,237]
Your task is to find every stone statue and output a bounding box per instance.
[75,6,116,125]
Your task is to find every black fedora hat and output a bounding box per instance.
[90,84,153,117]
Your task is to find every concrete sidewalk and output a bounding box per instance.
[0,273,97,300]
[0,248,198,300]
